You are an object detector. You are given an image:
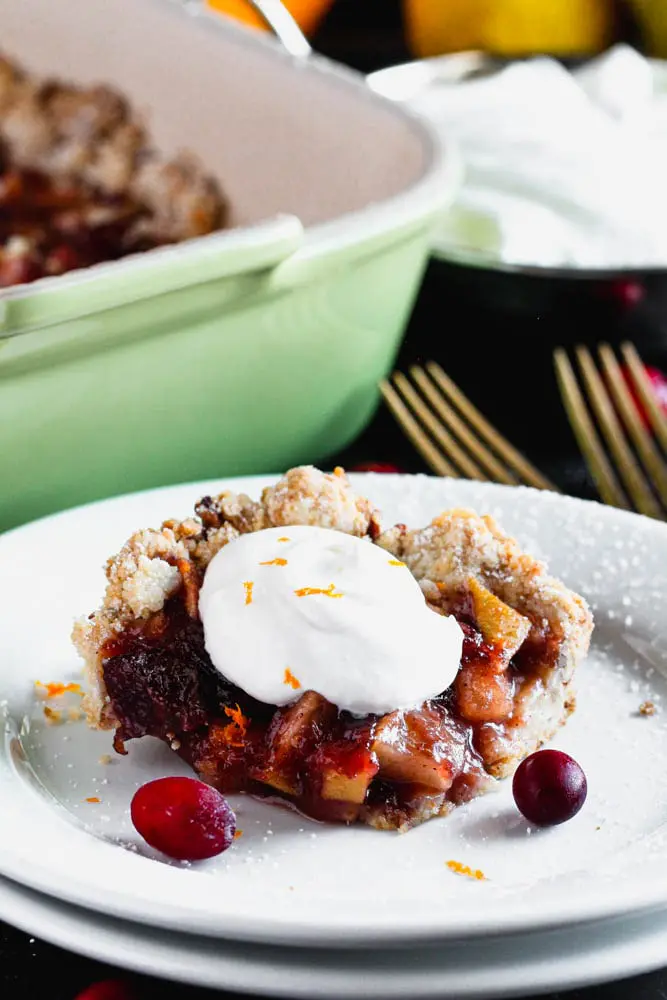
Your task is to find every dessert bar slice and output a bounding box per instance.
[73,467,593,831]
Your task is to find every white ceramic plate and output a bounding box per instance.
[4,873,667,999]
[1,475,667,947]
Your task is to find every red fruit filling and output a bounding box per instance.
[100,579,560,830]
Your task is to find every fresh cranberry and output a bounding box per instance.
[74,980,138,1000]
[512,750,587,827]
[621,363,667,429]
[603,279,645,310]
[131,776,236,861]
[646,366,667,413]
[350,462,402,474]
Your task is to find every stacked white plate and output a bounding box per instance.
[2,475,667,998]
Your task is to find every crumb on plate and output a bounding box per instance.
[43,706,62,725]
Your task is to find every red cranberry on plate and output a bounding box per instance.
[350,462,403,474]
[512,749,587,827]
[645,366,667,414]
[74,980,138,1000]
[621,363,667,430]
[605,279,645,310]
[131,776,236,861]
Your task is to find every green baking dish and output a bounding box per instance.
[0,0,461,530]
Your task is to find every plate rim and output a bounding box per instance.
[3,873,667,999]
[1,473,667,947]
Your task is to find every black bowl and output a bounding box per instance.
[399,257,667,475]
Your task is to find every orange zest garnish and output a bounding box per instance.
[283,668,302,690]
[35,681,83,698]
[260,558,288,566]
[85,796,101,804]
[221,703,250,747]
[446,860,487,881]
[43,706,62,724]
[243,581,254,605]
[388,560,406,567]
[234,829,243,840]
[277,537,290,543]
[294,583,343,599]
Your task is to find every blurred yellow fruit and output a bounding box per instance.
[404,0,616,58]
[206,0,333,36]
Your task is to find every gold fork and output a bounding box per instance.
[554,342,667,520]
[379,361,558,491]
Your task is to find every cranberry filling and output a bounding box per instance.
[0,165,161,287]
[100,591,551,827]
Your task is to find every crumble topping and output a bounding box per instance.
[106,527,189,619]
[378,508,592,670]
[0,54,225,235]
[0,52,227,287]
[262,466,379,537]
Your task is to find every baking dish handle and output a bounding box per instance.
[0,212,303,340]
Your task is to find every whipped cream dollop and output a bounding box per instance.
[403,46,667,269]
[199,525,462,715]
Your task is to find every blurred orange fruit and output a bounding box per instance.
[206,0,334,37]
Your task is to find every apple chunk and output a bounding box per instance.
[468,577,531,658]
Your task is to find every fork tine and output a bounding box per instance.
[553,348,630,510]
[393,371,486,481]
[409,365,514,485]
[598,343,667,508]
[575,346,662,518]
[379,380,458,478]
[621,342,667,453]
[425,361,559,491]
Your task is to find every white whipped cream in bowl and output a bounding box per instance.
[370,45,667,272]
[199,525,462,715]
